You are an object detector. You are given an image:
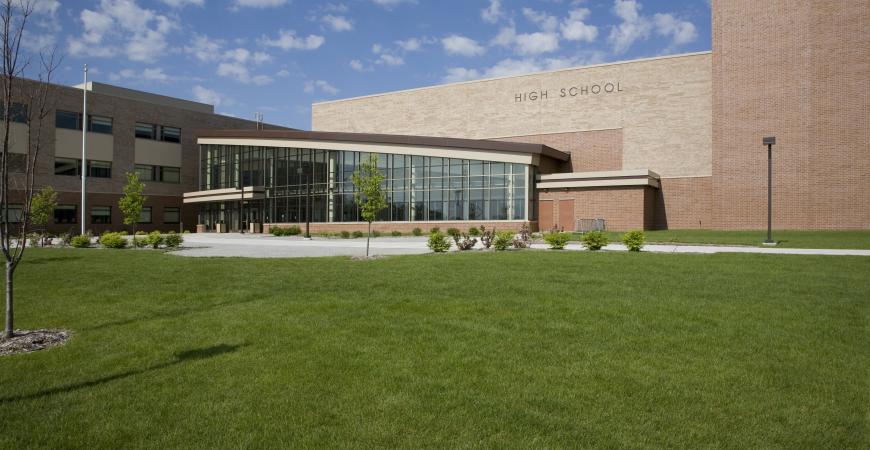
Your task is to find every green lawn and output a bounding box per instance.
[1,249,868,448]
[570,229,870,249]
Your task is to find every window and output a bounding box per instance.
[135,164,156,181]
[55,110,80,130]
[54,158,79,176]
[161,126,181,143]
[160,166,180,183]
[138,206,152,224]
[88,160,112,178]
[54,205,76,224]
[135,122,155,139]
[163,207,180,224]
[88,115,113,134]
[91,206,111,224]
[2,204,23,222]
[2,103,27,123]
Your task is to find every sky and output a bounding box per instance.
[21,0,711,129]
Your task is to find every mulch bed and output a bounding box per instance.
[0,329,71,356]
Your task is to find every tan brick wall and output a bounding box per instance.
[712,0,870,229]
[539,186,653,231]
[313,53,712,178]
[492,129,623,173]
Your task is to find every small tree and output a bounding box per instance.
[118,172,146,238]
[29,185,56,246]
[351,155,387,257]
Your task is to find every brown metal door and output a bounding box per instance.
[539,200,554,231]
[558,199,574,232]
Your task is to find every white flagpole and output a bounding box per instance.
[81,64,87,235]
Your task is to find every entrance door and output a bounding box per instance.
[558,199,574,232]
[539,200,554,231]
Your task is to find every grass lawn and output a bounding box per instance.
[1,249,867,448]
[569,229,870,249]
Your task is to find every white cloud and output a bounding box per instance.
[276,68,291,77]
[395,38,422,52]
[217,62,273,85]
[377,53,404,66]
[371,43,383,54]
[561,8,597,42]
[109,67,172,82]
[161,0,203,7]
[441,34,485,57]
[67,0,177,62]
[304,80,339,95]
[222,48,272,64]
[514,32,559,55]
[608,0,696,54]
[443,67,480,83]
[349,59,369,71]
[442,52,606,83]
[32,0,60,15]
[322,14,353,32]
[371,0,416,8]
[232,0,288,8]
[260,30,325,50]
[491,25,516,47]
[185,34,223,62]
[192,85,232,106]
[481,0,503,24]
[522,8,558,32]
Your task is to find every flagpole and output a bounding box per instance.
[81,64,87,235]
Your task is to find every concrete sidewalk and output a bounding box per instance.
[171,233,870,258]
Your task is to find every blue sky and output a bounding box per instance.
[24,0,711,129]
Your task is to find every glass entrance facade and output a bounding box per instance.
[199,144,535,225]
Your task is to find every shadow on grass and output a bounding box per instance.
[82,295,262,332]
[25,255,83,265]
[0,343,244,404]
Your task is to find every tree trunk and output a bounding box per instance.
[366,222,371,257]
[5,261,14,339]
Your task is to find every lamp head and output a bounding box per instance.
[762,136,776,146]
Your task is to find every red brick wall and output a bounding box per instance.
[655,177,713,229]
[538,186,653,231]
[712,0,870,229]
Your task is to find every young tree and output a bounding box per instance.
[1,1,60,338]
[351,155,387,257]
[118,171,147,239]
[29,185,57,246]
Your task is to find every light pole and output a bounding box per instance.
[762,136,775,245]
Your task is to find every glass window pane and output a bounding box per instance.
[163,207,180,224]
[161,126,181,143]
[161,166,180,183]
[89,115,113,134]
[54,205,77,224]
[55,111,80,130]
[139,206,152,224]
[91,206,111,224]
[135,122,155,139]
[135,164,155,181]
[89,160,112,178]
[54,158,79,176]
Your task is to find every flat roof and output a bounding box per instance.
[193,129,571,161]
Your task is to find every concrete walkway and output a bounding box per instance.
[172,233,870,258]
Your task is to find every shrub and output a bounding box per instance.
[352,230,364,238]
[27,233,40,247]
[513,224,532,249]
[164,231,183,248]
[372,230,382,238]
[270,227,285,236]
[468,227,480,237]
[493,230,515,251]
[543,231,571,250]
[411,227,423,236]
[70,234,92,248]
[391,230,402,237]
[132,235,147,248]
[286,225,302,236]
[446,227,461,239]
[455,233,478,251]
[340,230,351,239]
[480,226,495,249]
[58,232,72,247]
[145,230,164,249]
[429,227,440,234]
[581,230,609,251]
[99,231,128,249]
[135,230,146,236]
[427,231,451,253]
[621,230,645,252]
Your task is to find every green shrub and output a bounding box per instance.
[429,227,440,234]
[70,234,92,248]
[270,227,285,236]
[164,231,183,248]
[372,230,382,238]
[99,231,128,249]
[446,228,461,239]
[390,230,402,237]
[352,230,364,238]
[411,227,422,236]
[135,230,146,236]
[145,231,164,249]
[340,230,351,239]
[427,231,451,253]
[132,235,147,248]
[468,227,480,237]
[581,230,609,251]
[286,225,302,236]
[543,231,571,250]
[621,230,645,252]
[493,230,515,251]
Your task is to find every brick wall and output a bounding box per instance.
[539,186,653,231]
[655,177,712,229]
[712,0,870,229]
[493,129,623,174]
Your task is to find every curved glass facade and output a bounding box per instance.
[199,145,534,227]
